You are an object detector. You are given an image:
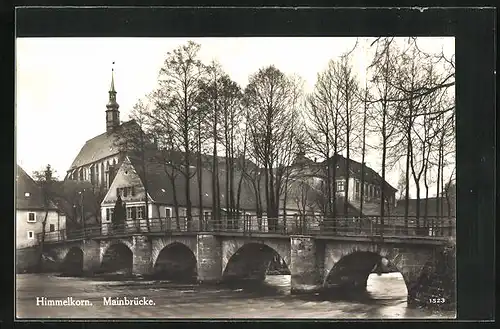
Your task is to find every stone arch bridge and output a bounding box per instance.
[43,231,455,306]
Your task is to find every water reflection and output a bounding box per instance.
[16,273,455,319]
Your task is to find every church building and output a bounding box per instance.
[65,69,139,192]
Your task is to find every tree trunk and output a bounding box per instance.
[344,85,350,220]
[424,167,430,235]
[37,211,49,272]
[404,141,410,234]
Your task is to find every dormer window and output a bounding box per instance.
[24,192,30,197]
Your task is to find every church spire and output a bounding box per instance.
[110,67,116,93]
[106,62,120,133]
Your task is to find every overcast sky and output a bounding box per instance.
[16,37,454,197]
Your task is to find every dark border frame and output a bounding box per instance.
[3,6,496,324]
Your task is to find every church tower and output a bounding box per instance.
[105,66,120,133]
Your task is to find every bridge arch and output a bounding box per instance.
[99,240,134,274]
[151,237,197,267]
[152,242,197,280]
[48,242,84,263]
[100,239,134,263]
[60,247,84,276]
[322,242,438,299]
[222,240,291,282]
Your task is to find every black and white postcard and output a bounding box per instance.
[14,8,469,321]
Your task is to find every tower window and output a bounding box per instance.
[27,231,34,239]
[49,224,55,232]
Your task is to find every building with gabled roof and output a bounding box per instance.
[287,152,398,217]
[100,150,260,230]
[16,165,66,249]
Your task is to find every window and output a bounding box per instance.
[137,206,144,219]
[336,180,345,192]
[27,231,34,239]
[27,212,36,222]
[126,207,133,219]
[123,187,128,197]
[24,192,30,197]
[106,208,114,222]
[166,208,172,218]
[49,224,55,232]
[355,181,360,194]
[131,186,135,196]
[204,211,211,221]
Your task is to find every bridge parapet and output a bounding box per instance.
[37,216,455,246]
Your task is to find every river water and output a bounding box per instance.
[16,273,455,319]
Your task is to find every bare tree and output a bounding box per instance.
[197,63,244,229]
[155,41,205,226]
[336,53,361,218]
[305,60,346,228]
[367,38,402,230]
[146,92,185,229]
[394,45,433,233]
[244,66,304,231]
[218,75,244,228]
[356,76,372,217]
[32,165,57,271]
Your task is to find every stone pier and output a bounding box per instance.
[132,235,152,276]
[290,236,322,293]
[81,239,100,274]
[196,234,222,283]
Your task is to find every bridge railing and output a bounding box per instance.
[37,215,455,244]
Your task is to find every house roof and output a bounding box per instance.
[127,150,259,210]
[49,180,101,217]
[392,197,456,217]
[68,120,139,170]
[16,165,58,211]
[294,153,398,192]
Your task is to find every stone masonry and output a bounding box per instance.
[41,233,455,308]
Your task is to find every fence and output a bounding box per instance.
[37,215,456,244]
